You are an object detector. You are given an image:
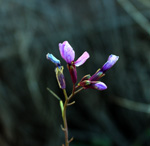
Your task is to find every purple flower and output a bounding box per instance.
[59,41,90,66]
[78,54,119,91]
[59,41,90,83]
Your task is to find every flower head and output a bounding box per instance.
[59,41,90,66]
[46,53,66,89]
[59,41,90,83]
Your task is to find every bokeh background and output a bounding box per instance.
[0,0,150,146]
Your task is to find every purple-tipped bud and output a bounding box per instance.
[89,55,119,81]
[101,54,119,73]
[78,80,107,91]
[55,66,66,89]
[91,81,107,90]
[67,64,77,84]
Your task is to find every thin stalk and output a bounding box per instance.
[62,87,83,146]
[68,87,83,100]
[62,89,69,146]
[47,88,61,100]
[72,84,75,97]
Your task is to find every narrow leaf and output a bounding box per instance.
[47,88,61,101]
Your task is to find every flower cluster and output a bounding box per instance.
[46,41,119,91]
[77,54,119,90]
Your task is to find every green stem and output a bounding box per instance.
[63,89,68,101]
[62,87,83,146]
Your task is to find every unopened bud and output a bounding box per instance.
[55,66,66,89]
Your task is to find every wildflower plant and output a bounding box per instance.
[46,41,119,146]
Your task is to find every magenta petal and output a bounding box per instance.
[91,81,107,90]
[74,51,90,67]
[59,41,75,64]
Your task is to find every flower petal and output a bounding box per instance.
[101,54,119,73]
[59,41,75,64]
[74,51,90,67]
[46,53,61,66]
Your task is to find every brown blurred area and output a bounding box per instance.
[0,0,150,146]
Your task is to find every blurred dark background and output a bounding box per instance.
[0,0,150,146]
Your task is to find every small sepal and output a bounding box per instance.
[78,80,91,89]
[89,68,103,81]
[80,74,91,82]
[67,64,77,84]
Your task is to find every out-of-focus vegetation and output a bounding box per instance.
[0,0,150,145]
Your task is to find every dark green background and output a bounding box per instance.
[0,0,150,145]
